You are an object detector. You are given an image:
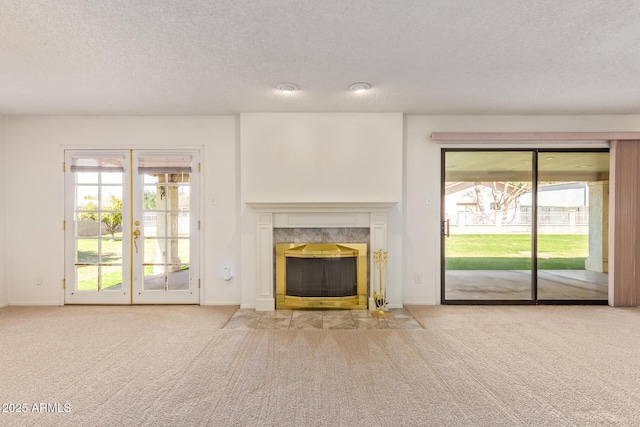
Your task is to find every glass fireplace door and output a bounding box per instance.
[275,243,368,309]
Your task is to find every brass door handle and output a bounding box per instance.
[133,221,141,253]
[443,219,450,237]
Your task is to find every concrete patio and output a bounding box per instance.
[445,269,608,301]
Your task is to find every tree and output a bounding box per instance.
[144,189,157,210]
[491,181,531,222]
[462,184,486,213]
[77,197,99,222]
[78,195,123,239]
[101,195,122,239]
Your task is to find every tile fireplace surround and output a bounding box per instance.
[246,202,397,311]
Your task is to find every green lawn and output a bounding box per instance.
[76,237,123,290]
[75,235,189,290]
[445,234,588,270]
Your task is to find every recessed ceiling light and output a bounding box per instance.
[349,82,372,93]
[276,83,298,92]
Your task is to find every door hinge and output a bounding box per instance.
[198,279,201,289]
[62,220,66,231]
[62,279,66,289]
[62,162,66,172]
[198,162,201,172]
[198,220,201,230]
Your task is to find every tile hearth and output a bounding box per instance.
[222,308,423,330]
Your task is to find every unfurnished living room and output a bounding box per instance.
[2,1,640,426]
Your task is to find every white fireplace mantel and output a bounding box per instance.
[246,201,398,311]
[245,201,398,212]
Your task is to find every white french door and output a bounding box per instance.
[64,150,200,304]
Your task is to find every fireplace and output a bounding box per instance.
[245,202,396,311]
[276,243,368,309]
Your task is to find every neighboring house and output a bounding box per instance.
[446,182,589,230]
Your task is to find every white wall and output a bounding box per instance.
[0,116,7,307]
[404,114,640,305]
[7,113,640,308]
[240,113,404,308]
[241,113,403,202]
[5,116,239,305]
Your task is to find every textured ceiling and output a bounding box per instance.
[1,0,639,115]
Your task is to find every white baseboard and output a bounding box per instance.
[240,303,256,309]
[202,301,241,306]
[8,301,63,306]
[0,302,8,308]
[402,301,439,306]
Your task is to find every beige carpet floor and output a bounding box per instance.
[1,305,640,426]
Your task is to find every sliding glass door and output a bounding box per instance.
[536,152,609,301]
[443,151,534,301]
[442,149,608,304]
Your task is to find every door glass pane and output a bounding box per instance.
[180,214,190,234]
[77,172,98,184]
[72,165,124,293]
[166,238,189,264]
[101,266,123,291]
[177,185,190,210]
[102,172,122,184]
[77,238,99,264]
[144,266,166,291]
[537,152,609,300]
[102,185,123,203]
[76,186,98,209]
[77,266,99,291]
[100,237,122,264]
[143,212,159,237]
[144,185,160,213]
[144,238,164,264]
[168,265,190,290]
[144,174,159,184]
[168,212,179,236]
[444,151,533,301]
[151,183,167,210]
[140,167,192,295]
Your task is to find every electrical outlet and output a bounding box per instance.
[414,274,423,284]
[35,276,42,285]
